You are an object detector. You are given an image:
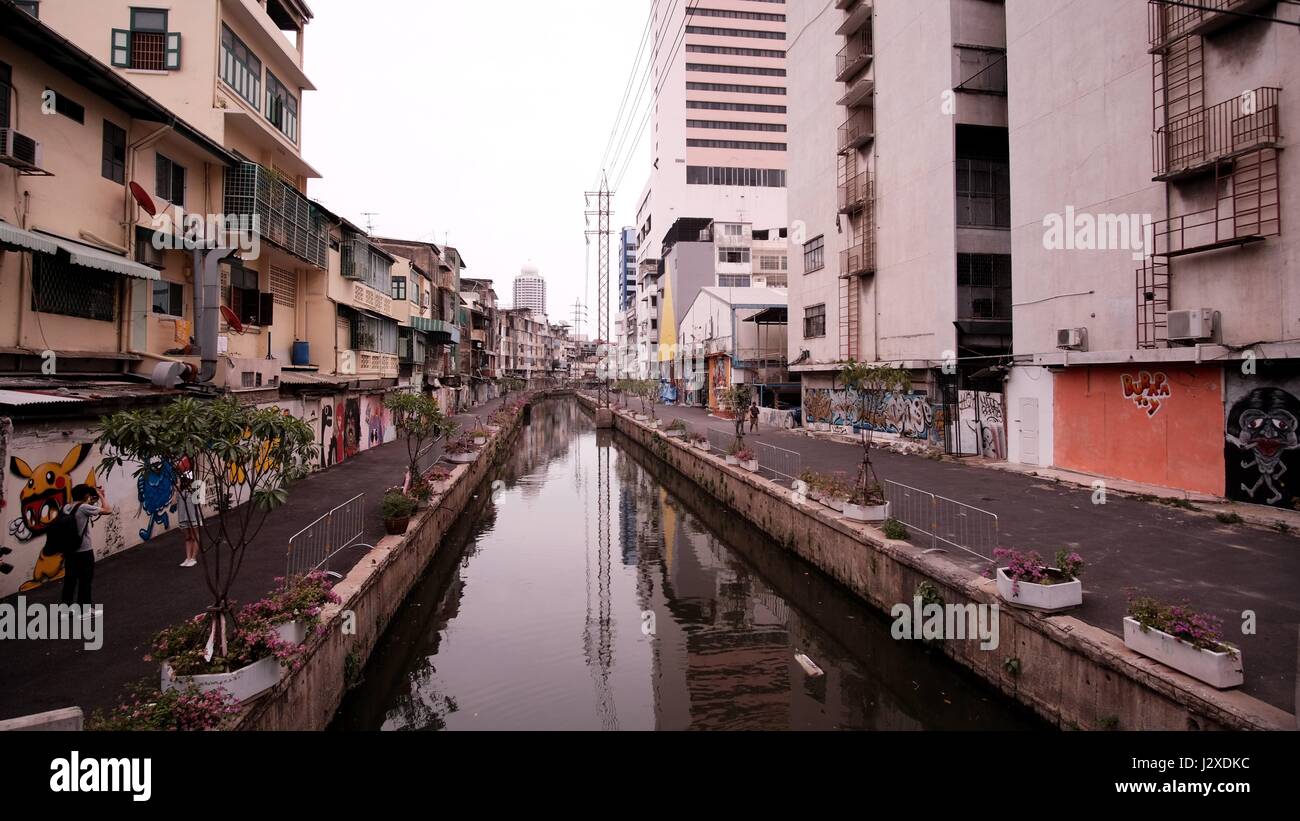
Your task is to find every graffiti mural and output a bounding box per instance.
[1225,370,1300,507]
[802,388,934,440]
[320,402,336,467]
[6,443,97,592]
[136,458,177,541]
[1121,371,1171,417]
[339,399,360,461]
[365,397,387,448]
[956,391,1006,459]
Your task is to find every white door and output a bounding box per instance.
[1019,398,1040,466]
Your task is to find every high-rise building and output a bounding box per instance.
[619,227,638,310]
[634,0,789,276]
[512,262,547,314]
[786,0,1010,450]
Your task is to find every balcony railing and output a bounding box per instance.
[1151,148,1280,257]
[839,233,874,278]
[223,162,327,269]
[1148,0,1275,52]
[1154,87,1280,180]
[838,109,875,153]
[838,172,871,214]
[836,29,873,82]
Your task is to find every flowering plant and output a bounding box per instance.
[444,434,478,455]
[1127,595,1235,654]
[88,681,241,731]
[993,547,1084,595]
[240,572,340,629]
[149,611,304,676]
[736,448,756,463]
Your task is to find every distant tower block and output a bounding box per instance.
[513,263,547,314]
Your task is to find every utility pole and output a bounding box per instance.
[571,298,588,339]
[585,175,613,420]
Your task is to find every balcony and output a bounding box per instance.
[1148,0,1276,52]
[1151,148,1279,257]
[223,162,327,269]
[836,30,873,82]
[838,172,871,214]
[1154,87,1281,181]
[838,109,875,153]
[836,1,873,37]
[837,75,875,108]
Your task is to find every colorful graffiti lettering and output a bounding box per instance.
[1226,386,1300,507]
[803,388,934,440]
[6,443,96,591]
[1121,371,1171,417]
[136,458,176,541]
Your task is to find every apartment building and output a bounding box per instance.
[634,0,790,359]
[1003,0,1299,505]
[619,226,638,310]
[500,308,550,379]
[787,0,1011,451]
[460,277,501,401]
[512,262,546,314]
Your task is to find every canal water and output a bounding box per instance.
[332,398,1042,731]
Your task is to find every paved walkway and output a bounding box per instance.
[639,401,1299,714]
[0,395,510,723]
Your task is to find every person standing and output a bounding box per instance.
[749,402,760,433]
[176,461,203,568]
[61,484,113,609]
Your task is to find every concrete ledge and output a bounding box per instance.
[0,707,84,731]
[579,394,1294,731]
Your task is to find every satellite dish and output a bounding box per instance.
[220,305,245,334]
[129,181,159,217]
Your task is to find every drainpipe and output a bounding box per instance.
[190,247,223,384]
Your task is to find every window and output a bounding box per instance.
[155,154,185,203]
[686,166,786,187]
[687,8,786,23]
[718,275,751,288]
[269,266,296,308]
[686,63,787,77]
[803,236,825,274]
[226,263,272,327]
[391,276,407,301]
[956,158,1010,228]
[265,71,298,142]
[102,120,126,183]
[220,25,261,106]
[687,100,786,114]
[46,88,84,124]
[1,62,12,130]
[956,254,1012,321]
[685,26,785,41]
[759,254,788,272]
[352,314,398,354]
[112,9,181,71]
[152,281,184,316]
[686,82,785,96]
[688,138,786,151]
[804,304,826,339]
[718,248,751,264]
[32,255,116,322]
[687,119,787,132]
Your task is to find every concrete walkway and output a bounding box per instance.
[636,401,1299,714]
[0,395,510,723]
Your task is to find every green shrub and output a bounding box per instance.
[381,491,417,520]
[881,518,909,541]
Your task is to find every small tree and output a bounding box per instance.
[839,360,910,506]
[385,391,456,491]
[720,384,752,447]
[97,398,316,657]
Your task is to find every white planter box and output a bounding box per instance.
[274,620,308,645]
[818,423,831,432]
[1123,617,1243,689]
[996,568,1082,612]
[822,497,846,513]
[664,430,685,438]
[635,414,649,422]
[161,655,282,703]
[844,501,890,523]
[726,455,740,466]
[742,459,759,473]
[448,451,477,464]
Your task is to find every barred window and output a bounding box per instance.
[32,255,116,322]
[687,119,786,132]
[269,266,297,308]
[956,254,1012,320]
[352,313,399,354]
[956,158,1010,228]
[803,304,826,339]
[803,236,825,274]
[687,26,785,40]
[718,248,751,264]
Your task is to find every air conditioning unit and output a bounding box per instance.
[0,128,44,172]
[1168,308,1216,342]
[135,233,166,269]
[1056,327,1087,351]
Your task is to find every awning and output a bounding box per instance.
[410,317,461,344]
[0,221,59,255]
[38,232,160,281]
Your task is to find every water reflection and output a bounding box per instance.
[331,399,1041,731]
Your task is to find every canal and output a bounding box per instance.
[332,398,1043,730]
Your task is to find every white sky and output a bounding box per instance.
[302,0,651,338]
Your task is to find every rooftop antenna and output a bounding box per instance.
[361,212,379,234]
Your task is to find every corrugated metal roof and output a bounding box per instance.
[0,389,86,407]
[279,371,350,386]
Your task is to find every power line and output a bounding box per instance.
[593,4,654,187]
[602,0,679,188]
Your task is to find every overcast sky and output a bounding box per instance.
[303,0,651,338]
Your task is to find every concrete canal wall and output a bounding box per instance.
[578,394,1294,731]
[235,393,552,731]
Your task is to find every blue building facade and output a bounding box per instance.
[618,227,637,311]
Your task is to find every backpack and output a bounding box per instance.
[45,504,89,556]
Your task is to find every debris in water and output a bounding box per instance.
[795,651,824,678]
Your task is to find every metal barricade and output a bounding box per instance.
[703,427,802,482]
[883,480,999,561]
[285,493,366,578]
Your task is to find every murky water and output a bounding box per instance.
[332,399,1042,731]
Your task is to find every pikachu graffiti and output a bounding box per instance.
[6,443,97,591]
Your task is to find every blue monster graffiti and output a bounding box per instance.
[137,458,177,541]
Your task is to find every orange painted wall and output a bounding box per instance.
[1054,365,1225,495]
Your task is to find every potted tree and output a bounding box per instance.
[470,419,490,446]
[837,361,909,523]
[1124,596,1243,688]
[689,432,710,451]
[98,397,316,703]
[665,419,688,439]
[382,489,417,535]
[444,434,479,464]
[386,391,455,502]
[736,447,759,473]
[993,548,1084,611]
